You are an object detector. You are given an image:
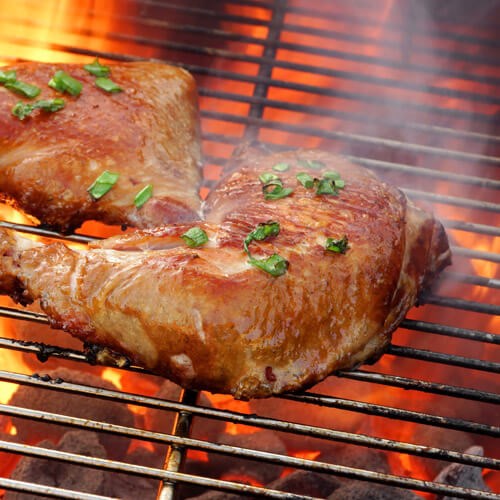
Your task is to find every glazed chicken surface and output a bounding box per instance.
[0,61,202,232]
[0,150,451,399]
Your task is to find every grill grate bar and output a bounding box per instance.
[243,0,286,141]
[0,221,100,244]
[61,33,500,106]
[279,392,499,437]
[131,0,500,52]
[0,478,117,500]
[0,334,496,404]
[284,4,500,47]
[7,42,499,126]
[202,127,500,189]
[0,307,500,362]
[1,372,498,456]
[1,403,499,499]
[0,440,315,500]
[158,389,200,500]
[441,271,500,290]
[400,319,499,344]
[450,246,500,264]
[421,294,500,315]
[442,220,500,237]
[201,111,500,165]
[202,124,499,154]
[9,2,500,87]
[336,369,500,404]
[388,344,500,373]
[400,189,500,213]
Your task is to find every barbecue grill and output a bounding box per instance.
[0,1,498,499]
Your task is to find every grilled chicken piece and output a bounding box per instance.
[0,61,202,232]
[0,150,451,399]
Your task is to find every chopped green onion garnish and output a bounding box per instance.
[84,58,110,77]
[272,162,289,172]
[244,221,288,277]
[0,70,17,84]
[296,172,314,189]
[264,185,294,200]
[259,172,279,184]
[244,221,280,254]
[134,184,153,209]
[95,77,122,93]
[49,70,83,96]
[323,171,341,181]
[298,159,326,170]
[334,179,345,189]
[325,236,349,254]
[12,98,65,120]
[5,80,41,98]
[181,227,208,248]
[316,178,338,195]
[87,171,120,200]
[259,173,293,200]
[249,254,288,277]
[12,102,32,120]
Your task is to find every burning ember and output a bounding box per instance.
[0,0,498,499]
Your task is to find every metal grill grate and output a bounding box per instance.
[0,1,498,499]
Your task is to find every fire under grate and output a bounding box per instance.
[0,1,499,499]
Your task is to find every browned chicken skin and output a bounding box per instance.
[0,150,451,399]
[0,61,202,232]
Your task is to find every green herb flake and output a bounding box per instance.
[316,178,338,196]
[244,221,288,277]
[84,58,111,78]
[181,227,208,248]
[272,162,289,172]
[296,172,314,189]
[259,172,280,184]
[0,70,17,84]
[48,70,83,96]
[5,80,41,99]
[323,171,341,181]
[325,236,349,254]
[334,179,345,189]
[244,221,280,254]
[12,98,65,120]
[134,184,153,209]
[298,159,326,170]
[249,254,289,277]
[263,185,294,200]
[87,171,120,200]
[95,77,122,93]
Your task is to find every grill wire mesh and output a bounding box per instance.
[0,1,499,499]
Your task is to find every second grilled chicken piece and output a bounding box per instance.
[0,150,451,399]
[0,61,202,232]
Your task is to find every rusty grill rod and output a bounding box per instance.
[0,409,498,499]
[0,371,498,465]
[157,389,198,500]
